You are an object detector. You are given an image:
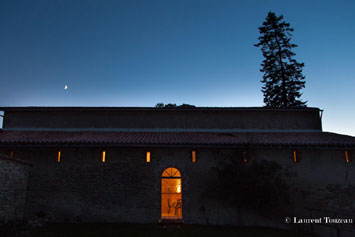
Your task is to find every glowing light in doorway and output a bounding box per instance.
[176,179,181,193]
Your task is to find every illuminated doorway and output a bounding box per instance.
[161,167,182,219]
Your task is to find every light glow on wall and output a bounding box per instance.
[10,151,14,158]
[102,151,106,163]
[146,151,150,163]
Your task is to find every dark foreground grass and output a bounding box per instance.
[26,223,315,237]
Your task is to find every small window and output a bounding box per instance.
[293,150,297,163]
[57,151,61,163]
[10,151,14,158]
[146,151,151,163]
[192,150,196,163]
[102,151,106,163]
[345,150,350,163]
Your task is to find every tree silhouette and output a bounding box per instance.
[255,12,307,107]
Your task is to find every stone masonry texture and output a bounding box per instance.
[0,154,31,222]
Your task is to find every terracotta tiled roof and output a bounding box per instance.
[0,131,354,148]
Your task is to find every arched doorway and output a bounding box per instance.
[161,167,182,219]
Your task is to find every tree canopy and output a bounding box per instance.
[155,103,196,108]
[255,12,307,107]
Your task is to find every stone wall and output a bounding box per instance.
[3,148,352,219]
[1,147,354,235]
[0,154,31,222]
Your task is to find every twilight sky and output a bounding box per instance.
[0,0,354,136]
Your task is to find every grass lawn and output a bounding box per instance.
[13,223,315,237]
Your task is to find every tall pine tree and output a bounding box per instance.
[255,12,306,107]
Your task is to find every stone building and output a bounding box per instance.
[0,107,354,234]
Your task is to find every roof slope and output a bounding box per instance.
[0,131,354,148]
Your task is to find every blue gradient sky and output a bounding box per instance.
[0,0,354,135]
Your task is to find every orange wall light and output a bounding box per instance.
[102,151,106,163]
[146,151,151,163]
[192,150,196,163]
[345,150,350,163]
[243,151,247,163]
[57,151,61,163]
[293,150,297,163]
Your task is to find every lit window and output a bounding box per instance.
[293,150,297,163]
[102,151,106,163]
[146,151,150,163]
[345,150,350,163]
[10,151,14,158]
[192,150,196,163]
[57,151,61,163]
[243,151,247,163]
